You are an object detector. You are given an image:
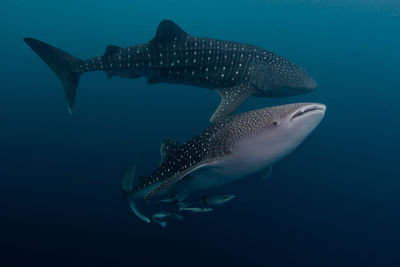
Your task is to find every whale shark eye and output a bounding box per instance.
[272,121,279,127]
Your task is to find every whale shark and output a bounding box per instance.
[121,103,326,222]
[24,20,317,122]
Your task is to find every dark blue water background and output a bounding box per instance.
[1,1,400,266]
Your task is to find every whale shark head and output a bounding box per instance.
[263,103,325,153]
[264,59,318,97]
[227,103,326,170]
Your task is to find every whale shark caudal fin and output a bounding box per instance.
[211,84,255,123]
[121,157,150,223]
[24,38,84,113]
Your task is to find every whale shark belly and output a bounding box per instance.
[175,129,294,194]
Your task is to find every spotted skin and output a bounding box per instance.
[132,103,309,199]
[25,20,317,121]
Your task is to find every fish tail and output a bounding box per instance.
[122,157,150,223]
[174,214,184,221]
[24,38,84,113]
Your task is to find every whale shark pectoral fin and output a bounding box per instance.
[210,84,255,123]
[144,160,213,200]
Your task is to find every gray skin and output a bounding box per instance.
[121,102,326,222]
[24,20,317,122]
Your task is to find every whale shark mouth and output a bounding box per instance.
[291,104,326,121]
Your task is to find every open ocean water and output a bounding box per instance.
[1,0,400,266]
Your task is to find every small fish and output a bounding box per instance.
[158,193,188,204]
[179,194,235,209]
[151,211,183,228]
[180,207,213,213]
[204,194,235,206]
[152,211,183,221]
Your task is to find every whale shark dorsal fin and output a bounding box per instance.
[210,84,255,123]
[144,160,213,200]
[150,20,188,45]
[160,139,181,163]
[104,45,122,57]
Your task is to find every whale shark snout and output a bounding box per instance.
[287,103,326,137]
[305,77,318,91]
[265,64,318,97]
[273,103,326,159]
[290,103,325,121]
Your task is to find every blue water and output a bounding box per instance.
[1,1,400,266]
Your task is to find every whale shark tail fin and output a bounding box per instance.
[24,38,84,113]
[121,157,151,223]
